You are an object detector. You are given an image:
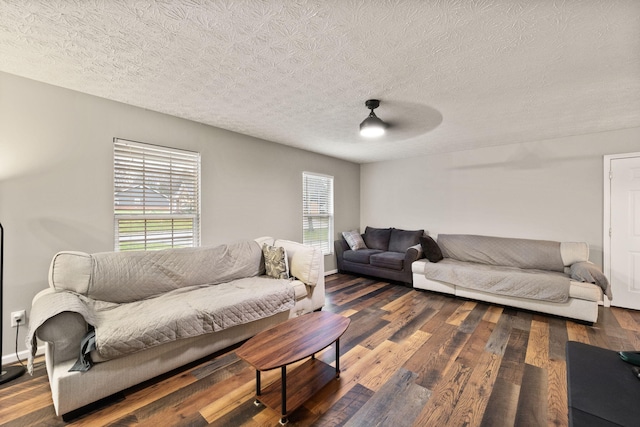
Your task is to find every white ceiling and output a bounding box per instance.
[1,0,639,164]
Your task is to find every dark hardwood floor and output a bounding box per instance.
[1,273,639,426]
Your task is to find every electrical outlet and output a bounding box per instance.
[11,310,26,327]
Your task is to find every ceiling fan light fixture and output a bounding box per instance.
[359,99,387,137]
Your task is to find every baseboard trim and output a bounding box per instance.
[324,269,338,276]
[2,345,44,365]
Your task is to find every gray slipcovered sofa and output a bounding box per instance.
[26,237,324,418]
[412,234,611,323]
[335,226,424,284]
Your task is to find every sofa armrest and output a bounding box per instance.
[335,238,349,253]
[334,239,349,271]
[404,243,423,270]
[29,288,92,368]
[333,237,349,262]
[37,311,88,364]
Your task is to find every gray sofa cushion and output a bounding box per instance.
[389,228,424,253]
[370,252,405,270]
[363,227,392,250]
[343,249,383,264]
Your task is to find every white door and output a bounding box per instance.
[608,154,640,310]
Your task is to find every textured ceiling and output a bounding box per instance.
[1,0,639,164]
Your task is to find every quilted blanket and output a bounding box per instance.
[27,239,296,373]
[28,277,294,372]
[74,239,265,303]
[92,277,294,360]
[424,258,571,303]
[437,234,566,272]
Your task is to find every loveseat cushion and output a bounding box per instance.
[363,227,392,251]
[389,228,424,253]
[370,252,405,270]
[343,249,383,264]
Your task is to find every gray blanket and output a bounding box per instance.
[78,240,265,303]
[27,239,295,373]
[27,290,96,373]
[27,277,294,372]
[437,234,566,272]
[424,258,571,303]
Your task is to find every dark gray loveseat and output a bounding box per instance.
[335,226,424,284]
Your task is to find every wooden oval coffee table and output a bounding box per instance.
[236,311,350,425]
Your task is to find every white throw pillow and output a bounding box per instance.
[274,239,320,286]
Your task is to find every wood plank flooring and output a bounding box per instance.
[2,273,639,426]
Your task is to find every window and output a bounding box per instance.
[302,172,334,255]
[114,138,201,251]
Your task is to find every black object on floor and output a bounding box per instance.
[566,341,640,427]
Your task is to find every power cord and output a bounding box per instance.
[14,319,26,368]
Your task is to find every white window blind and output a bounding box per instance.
[114,138,201,251]
[303,172,334,255]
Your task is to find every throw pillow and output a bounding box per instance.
[570,261,612,299]
[262,243,289,279]
[420,235,444,263]
[342,230,367,250]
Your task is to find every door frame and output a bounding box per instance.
[603,152,640,306]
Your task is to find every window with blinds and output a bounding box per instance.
[302,172,334,255]
[114,138,201,251]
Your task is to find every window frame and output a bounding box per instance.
[113,138,201,251]
[302,171,334,255]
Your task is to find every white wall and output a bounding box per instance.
[0,71,360,357]
[361,127,640,266]
[4,66,637,360]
